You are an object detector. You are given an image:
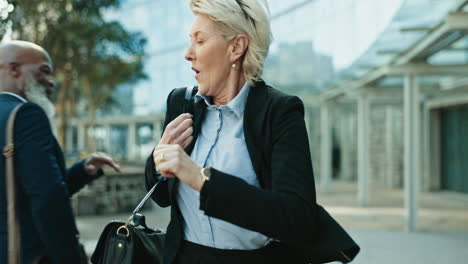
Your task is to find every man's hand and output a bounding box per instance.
[84,152,121,175]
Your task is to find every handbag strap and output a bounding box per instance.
[3,103,24,264]
[131,180,159,217]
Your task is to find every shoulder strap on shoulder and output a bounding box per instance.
[4,103,24,264]
[183,86,197,114]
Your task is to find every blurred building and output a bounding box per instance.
[308,0,468,232]
[263,41,334,94]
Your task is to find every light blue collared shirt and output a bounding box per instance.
[176,83,271,250]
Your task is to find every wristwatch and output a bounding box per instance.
[201,167,211,182]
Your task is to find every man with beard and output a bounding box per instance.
[0,40,121,263]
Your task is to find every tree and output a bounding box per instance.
[3,0,147,150]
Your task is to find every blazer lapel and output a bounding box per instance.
[243,80,268,188]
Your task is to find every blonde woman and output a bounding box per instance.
[145,1,359,263]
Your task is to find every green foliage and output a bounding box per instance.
[2,0,147,147]
[6,0,147,113]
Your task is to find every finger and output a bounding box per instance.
[157,158,178,177]
[166,118,193,144]
[153,144,175,160]
[180,135,193,149]
[153,146,174,167]
[160,114,193,144]
[105,159,121,172]
[95,156,121,172]
[159,171,176,178]
[173,126,193,145]
[97,152,113,160]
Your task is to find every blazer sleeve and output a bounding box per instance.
[14,104,82,264]
[199,96,318,246]
[144,89,177,207]
[65,159,104,196]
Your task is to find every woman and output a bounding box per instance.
[145,1,359,263]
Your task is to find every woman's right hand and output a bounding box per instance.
[153,113,193,167]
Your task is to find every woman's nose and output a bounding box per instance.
[184,45,194,61]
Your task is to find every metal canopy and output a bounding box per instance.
[320,0,468,101]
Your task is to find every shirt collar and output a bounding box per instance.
[195,83,250,118]
[0,92,27,103]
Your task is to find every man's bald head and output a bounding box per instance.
[0,40,56,119]
[0,40,51,67]
[0,40,54,97]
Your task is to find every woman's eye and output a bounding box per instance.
[196,40,204,44]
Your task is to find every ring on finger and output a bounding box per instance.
[158,152,166,163]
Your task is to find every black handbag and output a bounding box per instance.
[91,182,165,264]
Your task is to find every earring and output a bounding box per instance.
[232,63,237,69]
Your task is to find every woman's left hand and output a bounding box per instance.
[153,144,204,191]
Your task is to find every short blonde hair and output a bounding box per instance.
[189,0,272,85]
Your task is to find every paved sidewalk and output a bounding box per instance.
[348,230,468,264]
[77,181,468,263]
[77,207,468,263]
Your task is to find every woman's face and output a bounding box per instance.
[185,14,232,97]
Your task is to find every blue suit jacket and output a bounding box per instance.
[0,93,100,264]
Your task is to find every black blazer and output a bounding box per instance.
[145,80,359,264]
[0,93,100,263]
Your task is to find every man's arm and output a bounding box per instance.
[14,104,82,263]
[65,159,103,196]
[66,151,120,196]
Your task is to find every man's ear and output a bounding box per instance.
[9,62,21,78]
[230,34,249,62]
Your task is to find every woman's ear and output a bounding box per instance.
[230,34,249,62]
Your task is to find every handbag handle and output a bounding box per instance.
[132,180,159,216]
[3,104,24,264]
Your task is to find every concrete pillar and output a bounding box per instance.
[421,105,431,191]
[77,123,86,154]
[385,107,396,188]
[103,125,112,154]
[320,102,332,192]
[127,122,137,161]
[340,111,353,181]
[357,92,370,207]
[429,110,441,190]
[65,126,74,153]
[153,120,162,144]
[403,74,420,232]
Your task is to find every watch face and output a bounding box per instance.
[203,168,211,178]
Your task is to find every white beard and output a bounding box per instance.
[24,74,56,122]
